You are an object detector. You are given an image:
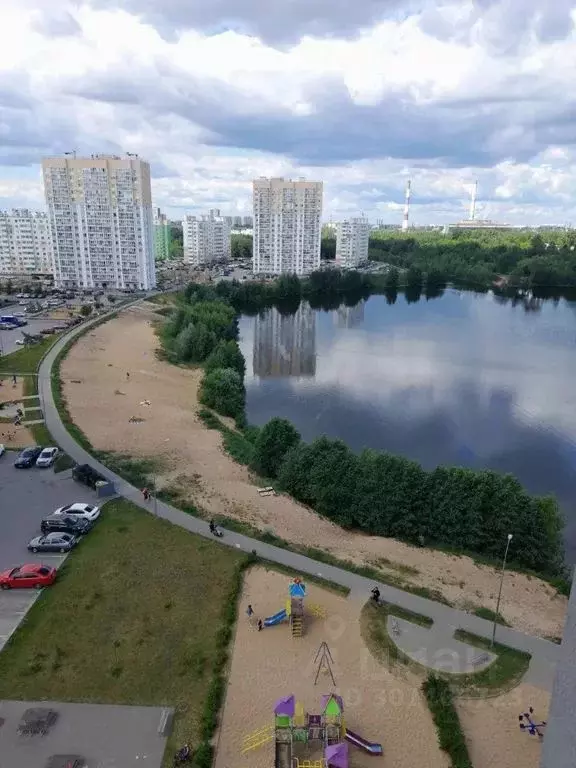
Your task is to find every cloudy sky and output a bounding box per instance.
[1,0,576,225]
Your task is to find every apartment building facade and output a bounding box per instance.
[252,177,323,275]
[182,209,231,266]
[42,154,156,290]
[154,207,170,261]
[335,217,370,267]
[0,209,53,275]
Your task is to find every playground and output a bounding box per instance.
[215,568,448,768]
[215,568,550,768]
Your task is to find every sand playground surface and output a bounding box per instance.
[60,305,567,639]
[215,568,548,768]
[0,377,34,448]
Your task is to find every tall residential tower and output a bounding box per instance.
[42,154,156,290]
[252,177,323,275]
[0,209,53,276]
[335,217,370,267]
[182,209,231,266]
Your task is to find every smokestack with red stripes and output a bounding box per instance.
[402,179,411,232]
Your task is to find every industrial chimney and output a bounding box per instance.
[402,180,411,232]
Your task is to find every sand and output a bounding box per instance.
[215,568,449,768]
[0,378,34,447]
[60,305,567,639]
[216,568,549,768]
[457,684,549,768]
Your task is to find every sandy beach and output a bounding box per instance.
[59,305,567,638]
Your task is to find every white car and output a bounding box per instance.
[0,444,5,458]
[53,502,100,522]
[36,447,59,468]
[15,339,24,346]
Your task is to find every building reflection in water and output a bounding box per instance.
[333,300,365,329]
[253,302,316,377]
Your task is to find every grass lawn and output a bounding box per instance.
[360,601,530,697]
[23,375,39,396]
[0,336,58,374]
[0,499,246,767]
[27,422,55,447]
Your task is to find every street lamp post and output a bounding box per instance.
[491,533,513,647]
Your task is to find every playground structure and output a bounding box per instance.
[262,578,308,638]
[242,693,383,768]
[519,707,547,740]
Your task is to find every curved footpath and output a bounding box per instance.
[38,303,561,690]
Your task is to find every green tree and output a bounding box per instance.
[253,418,301,478]
[204,340,246,378]
[199,367,245,418]
[107,295,117,304]
[79,304,93,317]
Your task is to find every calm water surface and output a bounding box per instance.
[238,290,576,560]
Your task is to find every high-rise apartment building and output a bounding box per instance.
[335,217,370,267]
[42,154,156,290]
[252,177,323,275]
[242,215,253,228]
[0,209,53,275]
[182,209,231,266]
[153,207,170,261]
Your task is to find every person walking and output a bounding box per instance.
[246,604,254,620]
[12,374,16,387]
[257,619,263,632]
[126,372,130,381]
[142,487,150,501]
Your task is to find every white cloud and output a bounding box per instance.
[0,0,575,223]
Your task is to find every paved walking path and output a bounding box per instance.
[37,304,562,691]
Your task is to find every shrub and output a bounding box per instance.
[199,367,245,419]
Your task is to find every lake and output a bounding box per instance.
[238,289,576,560]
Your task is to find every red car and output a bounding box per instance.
[0,563,57,590]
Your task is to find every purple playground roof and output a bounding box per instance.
[274,695,295,717]
[321,694,344,714]
[325,742,348,768]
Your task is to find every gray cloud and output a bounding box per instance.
[64,63,574,169]
[90,0,420,44]
[32,9,82,37]
[87,0,576,48]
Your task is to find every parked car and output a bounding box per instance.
[0,563,56,590]
[0,444,5,457]
[52,502,100,522]
[14,339,24,346]
[28,532,79,553]
[36,447,59,467]
[40,514,92,536]
[14,446,42,468]
[72,463,106,489]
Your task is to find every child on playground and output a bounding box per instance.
[257,618,263,632]
[246,604,254,620]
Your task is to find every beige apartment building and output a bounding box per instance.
[335,217,370,267]
[42,154,156,290]
[0,209,53,276]
[252,177,323,275]
[182,209,231,266]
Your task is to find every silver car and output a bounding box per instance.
[36,447,59,468]
[28,532,78,553]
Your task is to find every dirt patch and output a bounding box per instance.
[60,306,567,638]
[215,567,448,768]
[0,377,24,403]
[457,684,549,768]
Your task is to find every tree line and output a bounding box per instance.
[160,276,566,579]
[365,230,576,288]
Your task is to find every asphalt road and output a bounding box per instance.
[0,459,98,650]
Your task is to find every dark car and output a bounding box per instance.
[72,463,106,489]
[14,446,42,468]
[40,515,92,536]
[28,532,79,553]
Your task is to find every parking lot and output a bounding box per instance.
[0,303,67,356]
[0,458,98,651]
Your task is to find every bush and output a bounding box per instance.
[422,674,472,768]
[253,418,301,477]
[199,367,245,418]
[204,340,246,378]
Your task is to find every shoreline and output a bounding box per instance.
[58,304,567,639]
